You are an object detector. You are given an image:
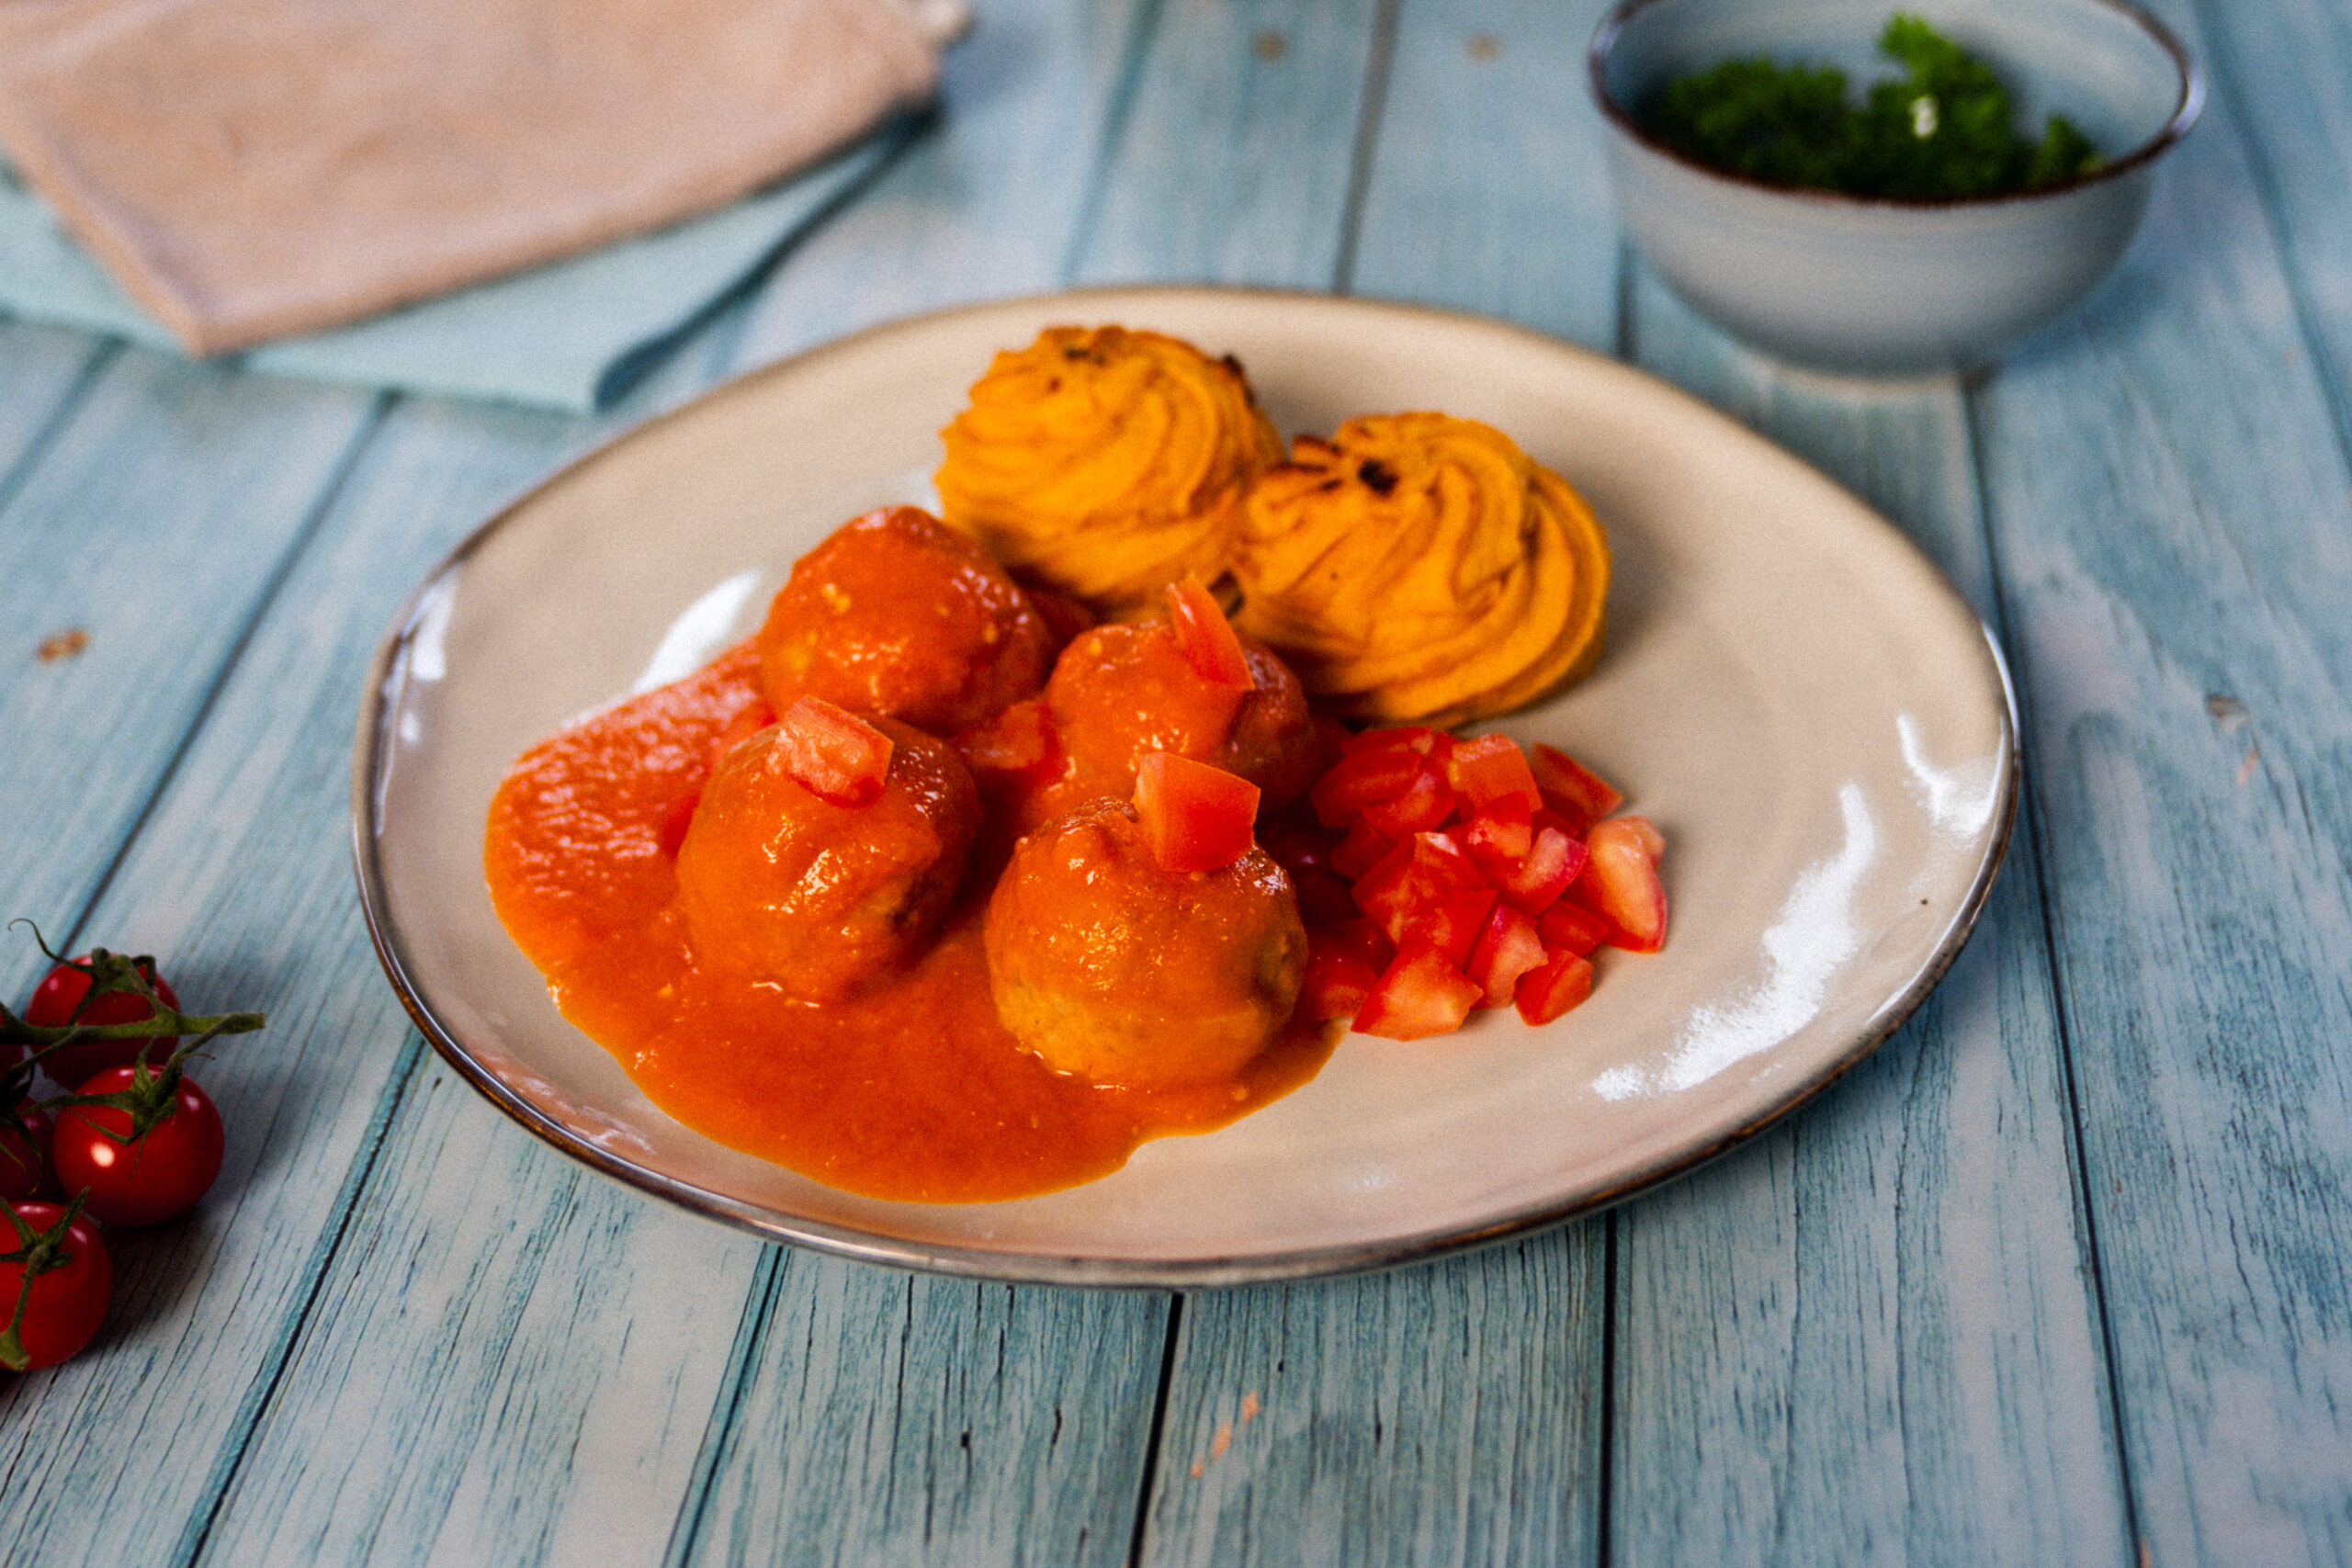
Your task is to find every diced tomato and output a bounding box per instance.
[1460,795,1533,862]
[1300,919,1393,1021]
[1167,579,1255,691]
[1529,744,1623,834]
[1352,832,1487,946]
[1135,751,1261,873]
[956,697,1060,783]
[1447,733,1542,816]
[1309,746,1424,828]
[1515,950,1595,1025]
[1398,888,1498,967]
[1537,900,1612,957]
[1353,947,1484,1041]
[1476,813,1589,916]
[656,787,702,858]
[1340,726,1452,761]
[707,698,777,773]
[1578,817,1668,952]
[1466,903,1549,1009]
[775,696,894,807]
[1359,762,1453,837]
[1330,819,1401,880]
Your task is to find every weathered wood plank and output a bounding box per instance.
[1972,0,2352,1555]
[1610,279,2134,1563]
[187,7,1182,1565]
[678,1269,1168,1568]
[0,319,107,501]
[1141,1236,1605,1568]
[0,393,562,1567]
[1071,0,1388,289]
[2188,0,2352,453]
[0,347,378,1003]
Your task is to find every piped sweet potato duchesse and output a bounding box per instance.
[1230,413,1611,728]
[934,326,1283,609]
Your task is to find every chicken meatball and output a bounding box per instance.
[676,714,979,1002]
[1013,615,1320,833]
[984,799,1306,1089]
[756,505,1055,736]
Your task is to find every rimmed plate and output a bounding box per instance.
[354,287,2016,1288]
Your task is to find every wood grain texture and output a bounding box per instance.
[0,347,377,1005]
[0,319,107,502]
[1346,0,1619,347]
[0,394,562,1567]
[1071,0,1388,289]
[1604,276,2134,1566]
[1972,0,2352,1556]
[680,1268,1168,1568]
[1139,1235,1605,1568]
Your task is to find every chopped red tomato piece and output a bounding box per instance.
[1353,948,1484,1041]
[775,696,894,807]
[707,697,777,773]
[1537,900,1612,957]
[1352,832,1487,945]
[1301,919,1393,1021]
[1577,817,1668,951]
[1460,795,1533,863]
[1330,819,1401,880]
[1167,579,1256,691]
[1447,734,1542,815]
[1341,726,1452,761]
[656,787,702,858]
[1135,752,1261,873]
[1309,746,1423,828]
[1515,950,1595,1025]
[1358,762,1453,837]
[1530,743,1623,834]
[1466,904,1549,1009]
[1482,814,1589,916]
[956,697,1060,783]
[1399,888,1498,967]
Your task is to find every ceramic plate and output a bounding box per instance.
[354,288,2016,1287]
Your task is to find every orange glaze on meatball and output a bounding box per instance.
[985,799,1307,1089]
[755,505,1055,735]
[1012,615,1322,834]
[675,715,979,1002]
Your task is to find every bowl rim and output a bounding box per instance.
[1587,0,2205,211]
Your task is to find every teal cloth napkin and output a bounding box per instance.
[0,119,915,412]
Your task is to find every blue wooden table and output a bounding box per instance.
[3,0,2347,1562]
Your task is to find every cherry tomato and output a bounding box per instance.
[51,1068,224,1228]
[21,957,181,1088]
[0,1104,53,1203]
[0,1201,112,1370]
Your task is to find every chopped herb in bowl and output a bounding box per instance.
[1645,14,2103,199]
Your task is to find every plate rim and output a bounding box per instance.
[350,282,2021,1289]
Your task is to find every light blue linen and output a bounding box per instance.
[0,118,917,412]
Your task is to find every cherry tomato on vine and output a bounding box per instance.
[20,957,181,1088]
[0,1201,111,1371]
[0,1104,53,1203]
[51,1067,224,1228]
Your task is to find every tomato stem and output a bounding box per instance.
[0,1190,90,1373]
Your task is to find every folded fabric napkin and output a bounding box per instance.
[0,0,962,408]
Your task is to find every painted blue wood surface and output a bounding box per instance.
[0,0,2347,1556]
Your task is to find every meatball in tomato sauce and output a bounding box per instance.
[1012,615,1320,833]
[756,506,1056,736]
[984,799,1306,1089]
[676,710,979,1002]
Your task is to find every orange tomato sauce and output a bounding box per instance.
[484,641,1335,1203]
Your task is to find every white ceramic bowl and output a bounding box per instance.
[1589,0,2201,374]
